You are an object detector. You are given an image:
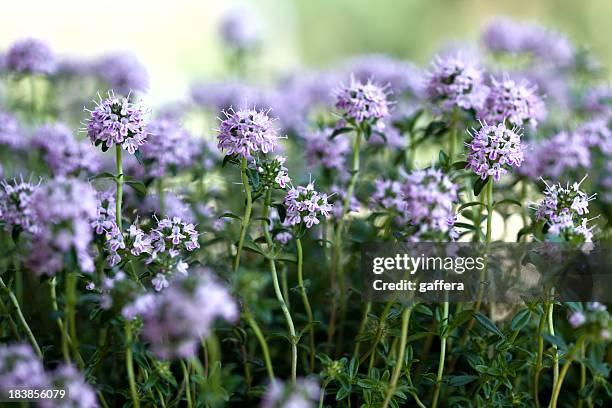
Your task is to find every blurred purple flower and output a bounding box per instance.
[191,80,270,115]
[219,7,262,50]
[261,378,320,408]
[0,111,25,149]
[330,185,360,220]
[95,52,149,95]
[304,128,350,171]
[0,177,40,234]
[91,191,124,266]
[5,38,56,75]
[569,311,586,328]
[85,91,149,154]
[0,344,48,395]
[140,119,197,177]
[138,192,195,223]
[216,107,281,158]
[582,86,612,115]
[333,76,392,126]
[41,365,99,408]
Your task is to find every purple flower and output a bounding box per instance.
[5,38,56,75]
[330,185,361,220]
[126,269,238,359]
[576,117,612,154]
[27,177,98,276]
[535,178,596,242]
[140,119,197,177]
[191,80,270,115]
[148,216,200,259]
[477,76,546,129]
[466,121,525,181]
[370,179,407,221]
[256,156,291,190]
[333,76,392,125]
[138,192,195,223]
[284,181,332,229]
[261,378,320,408]
[216,107,281,158]
[95,51,149,95]
[91,191,124,266]
[425,54,489,112]
[402,168,458,240]
[85,91,149,154]
[569,311,586,328]
[0,111,25,149]
[0,177,39,234]
[31,123,101,176]
[219,7,262,50]
[583,86,612,115]
[41,365,99,408]
[0,344,48,395]
[303,128,350,172]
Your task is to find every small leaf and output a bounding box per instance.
[134,149,144,165]
[448,375,478,387]
[494,199,522,208]
[473,177,489,197]
[439,150,450,167]
[242,240,264,255]
[330,127,352,139]
[451,161,469,170]
[126,180,147,197]
[458,201,485,212]
[272,203,287,223]
[542,333,567,351]
[475,312,505,338]
[454,222,478,231]
[220,212,242,221]
[90,172,116,181]
[510,309,531,331]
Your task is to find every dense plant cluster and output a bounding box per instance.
[0,12,610,408]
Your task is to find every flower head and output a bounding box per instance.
[478,76,546,129]
[256,156,291,190]
[0,111,24,149]
[95,51,149,95]
[466,121,525,181]
[85,91,148,154]
[5,38,56,74]
[140,119,197,177]
[91,191,124,266]
[569,311,586,328]
[261,378,320,408]
[0,177,39,234]
[41,365,99,408]
[219,7,262,50]
[217,107,281,158]
[0,344,48,395]
[333,76,391,125]
[402,168,458,240]
[425,54,489,112]
[304,128,350,172]
[284,181,332,229]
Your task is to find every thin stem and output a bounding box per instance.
[262,190,297,383]
[534,302,549,408]
[549,352,578,408]
[485,178,493,244]
[0,277,42,358]
[352,301,371,359]
[115,145,124,231]
[578,342,587,408]
[180,360,193,408]
[318,380,329,408]
[233,157,253,272]
[548,297,559,388]
[50,278,70,364]
[382,306,412,408]
[0,295,21,340]
[125,322,140,408]
[243,307,275,381]
[362,301,393,368]
[431,301,449,408]
[65,272,81,367]
[296,238,316,372]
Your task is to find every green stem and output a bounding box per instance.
[485,178,493,244]
[352,301,371,359]
[50,278,70,364]
[0,295,21,340]
[180,360,193,408]
[431,301,449,408]
[125,322,140,408]
[549,344,581,408]
[243,307,275,381]
[318,380,330,408]
[115,145,124,231]
[382,306,412,408]
[296,238,316,372]
[534,302,549,408]
[362,301,393,369]
[65,272,80,367]
[262,190,297,383]
[548,298,559,388]
[578,342,587,408]
[233,157,253,272]
[0,277,42,358]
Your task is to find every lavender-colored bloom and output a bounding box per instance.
[519,132,590,181]
[576,117,612,154]
[55,56,95,78]
[304,128,350,171]
[127,269,238,359]
[583,86,612,115]
[147,216,200,265]
[91,191,124,266]
[466,121,525,181]
[478,76,546,129]
[31,123,101,176]
[588,302,607,312]
[95,52,149,95]
[191,80,270,115]
[275,231,293,245]
[256,156,291,190]
[85,91,149,154]
[5,38,56,75]
[219,7,262,50]
[425,54,489,112]
[138,192,195,223]
[0,177,39,234]
[27,178,98,275]
[0,344,48,395]
[216,107,281,158]
[333,76,391,126]
[0,111,25,149]
[261,378,320,408]
[569,311,586,328]
[535,178,596,242]
[140,119,197,177]
[370,179,406,214]
[284,181,332,229]
[402,168,458,240]
[41,365,99,408]
[330,185,361,220]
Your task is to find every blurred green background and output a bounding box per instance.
[2,0,610,104]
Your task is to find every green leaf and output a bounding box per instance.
[423,120,448,138]
[242,240,264,255]
[473,176,489,197]
[414,304,433,316]
[275,253,297,263]
[90,172,116,181]
[494,199,522,208]
[451,161,469,170]
[542,333,567,351]
[134,149,144,165]
[439,150,450,167]
[475,312,505,338]
[454,222,478,231]
[448,375,478,387]
[458,201,485,212]
[126,180,147,197]
[510,309,531,331]
[220,212,242,221]
[330,127,352,139]
[272,203,286,223]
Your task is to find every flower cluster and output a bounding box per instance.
[124,269,238,359]
[261,378,320,408]
[219,7,262,50]
[140,119,197,177]
[191,80,270,115]
[477,76,546,129]
[94,51,149,95]
[217,107,281,158]
[330,185,361,220]
[567,303,610,340]
[85,91,149,154]
[40,365,99,408]
[0,344,48,394]
[4,38,56,75]
[466,121,525,181]
[284,181,332,229]
[0,111,24,149]
[27,178,98,275]
[303,128,350,172]
[91,191,124,266]
[333,76,392,126]
[31,123,101,176]
[256,155,291,190]
[535,178,596,242]
[425,54,488,112]
[0,178,39,234]
[402,168,458,240]
[370,179,407,221]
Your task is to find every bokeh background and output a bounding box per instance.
[2,0,610,104]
